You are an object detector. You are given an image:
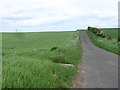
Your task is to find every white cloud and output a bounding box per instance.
[0,0,119,32]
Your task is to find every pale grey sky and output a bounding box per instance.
[0,0,119,32]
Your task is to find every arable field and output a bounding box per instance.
[87,28,119,55]
[101,28,118,39]
[2,31,82,88]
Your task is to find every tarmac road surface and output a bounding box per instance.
[79,31,118,88]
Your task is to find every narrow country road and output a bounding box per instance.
[75,31,118,88]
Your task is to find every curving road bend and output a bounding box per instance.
[80,31,118,88]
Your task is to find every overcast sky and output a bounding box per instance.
[0,0,119,32]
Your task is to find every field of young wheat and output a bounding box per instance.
[2,31,82,88]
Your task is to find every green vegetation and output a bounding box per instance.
[0,33,2,89]
[100,28,118,39]
[2,31,82,88]
[87,27,119,55]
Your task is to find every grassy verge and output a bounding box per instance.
[2,31,82,88]
[87,31,119,55]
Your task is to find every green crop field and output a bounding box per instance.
[2,31,82,88]
[100,28,118,39]
[3,32,74,49]
[87,28,119,55]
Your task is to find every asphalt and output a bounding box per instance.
[79,31,118,88]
